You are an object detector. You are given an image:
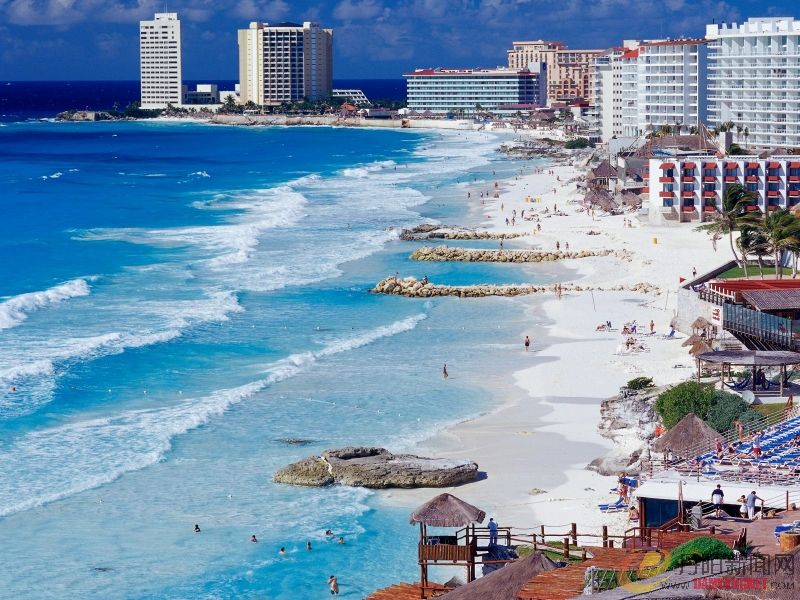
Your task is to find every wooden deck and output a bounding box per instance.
[517,547,656,600]
[623,529,741,551]
[367,582,448,600]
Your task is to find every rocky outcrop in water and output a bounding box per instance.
[410,246,632,263]
[588,386,662,475]
[399,225,527,241]
[371,276,660,298]
[273,447,479,489]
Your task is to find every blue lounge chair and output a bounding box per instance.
[598,498,628,513]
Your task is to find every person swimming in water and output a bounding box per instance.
[251,535,258,543]
[194,524,201,533]
[279,547,286,556]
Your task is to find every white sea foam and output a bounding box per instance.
[79,184,308,268]
[40,171,63,180]
[0,291,241,390]
[0,278,91,330]
[340,160,397,178]
[0,313,426,517]
[188,170,210,178]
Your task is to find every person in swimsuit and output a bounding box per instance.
[524,336,530,351]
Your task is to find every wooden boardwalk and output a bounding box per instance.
[367,582,448,600]
[517,547,657,600]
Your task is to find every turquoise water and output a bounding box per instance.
[0,121,549,599]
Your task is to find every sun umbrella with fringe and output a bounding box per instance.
[689,340,713,356]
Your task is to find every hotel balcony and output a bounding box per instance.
[768,175,781,182]
[682,190,696,198]
[703,176,717,182]
[659,191,675,198]
[659,176,674,183]
[789,175,800,182]
[767,190,782,198]
[745,175,760,183]
[724,175,738,182]
[681,176,695,183]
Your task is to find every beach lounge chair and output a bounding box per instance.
[774,521,800,538]
[598,498,628,513]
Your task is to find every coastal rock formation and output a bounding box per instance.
[273,447,479,489]
[410,246,632,263]
[588,386,662,475]
[371,276,660,298]
[399,225,527,241]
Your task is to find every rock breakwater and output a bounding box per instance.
[410,246,632,263]
[372,277,659,298]
[273,447,479,489]
[399,224,527,241]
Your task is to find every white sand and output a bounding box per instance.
[384,154,730,543]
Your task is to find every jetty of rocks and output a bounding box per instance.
[399,224,527,241]
[410,246,632,263]
[371,276,660,298]
[273,447,479,489]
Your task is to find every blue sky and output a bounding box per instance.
[0,0,794,80]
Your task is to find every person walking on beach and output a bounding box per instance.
[565,241,569,251]
[649,320,655,335]
[711,484,725,518]
[524,336,531,351]
[488,518,498,546]
[556,241,560,251]
[328,575,339,595]
[442,364,448,379]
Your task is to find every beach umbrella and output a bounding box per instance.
[681,334,703,347]
[689,340,713,356]
[439,552,557,600]
[410,493,485,527]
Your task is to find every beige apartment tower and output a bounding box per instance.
[238,21,333,106]
[507,40,601,103]
[139,13,183,108]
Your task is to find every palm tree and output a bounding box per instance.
[737,225,769,279]
[755,208,800,279]
[743,127,750,151]
[696,183,760,267]
[736,125,743,143]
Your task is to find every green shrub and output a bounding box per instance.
[627,377,654,391]
[655,381,715,429]
[565,137,592,149]
[666,537,734,570]
[655,382,750,432]
[705,392,754,432]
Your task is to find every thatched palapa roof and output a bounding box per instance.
[440,552,557,600]
[691,316,711,329]
[409,493,485,527]
[583,189,618,212]
[696,350,800,367]
[652,413,720,454]
[689,340,714,356]
[681,334,703,347]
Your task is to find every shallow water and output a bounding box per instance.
[0,121,553,598]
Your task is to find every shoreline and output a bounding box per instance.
[373,142,731,548]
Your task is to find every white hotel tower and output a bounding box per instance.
[139,13,183,108]
[707,17,800,149]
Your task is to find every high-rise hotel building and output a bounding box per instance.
[507,41,601,103]
[238,21,333,106]
[139,13,183,108]
[706,17,800,149]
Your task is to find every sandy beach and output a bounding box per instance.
[384,144,730,542]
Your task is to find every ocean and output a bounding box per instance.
[0,112,553,598]
[0,80,406,123]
